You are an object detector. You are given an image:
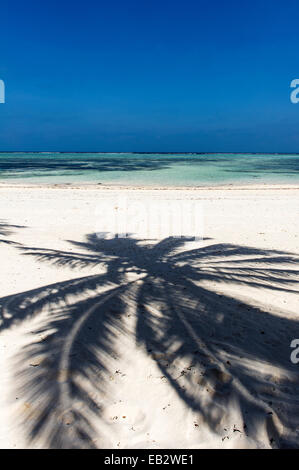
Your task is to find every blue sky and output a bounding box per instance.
[0,0,299,152]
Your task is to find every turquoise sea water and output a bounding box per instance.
[0,153,299,186]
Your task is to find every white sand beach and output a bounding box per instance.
[0,185,299,449]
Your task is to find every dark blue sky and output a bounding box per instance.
[1,0,299,152]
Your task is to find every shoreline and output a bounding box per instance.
[1,181,299,191]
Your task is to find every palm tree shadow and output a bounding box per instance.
[1,234,299,448]
[0,220,25,244]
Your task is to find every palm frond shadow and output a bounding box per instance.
[1,234,299,448]
[0,220,25,244]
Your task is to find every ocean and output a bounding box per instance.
[0,152,299,186]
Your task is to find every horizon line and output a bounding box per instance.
[0,151,299,155]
